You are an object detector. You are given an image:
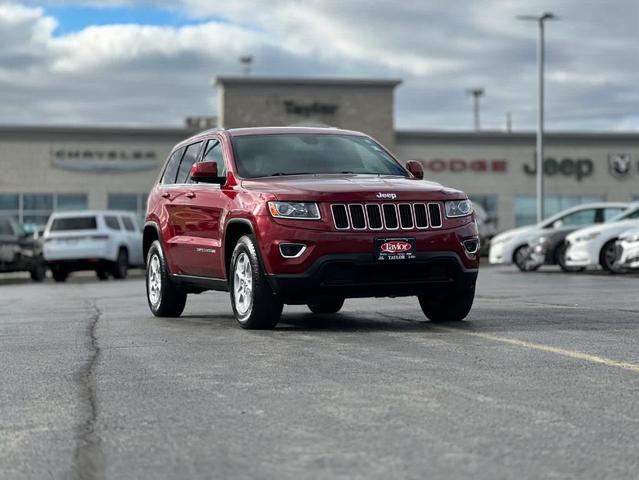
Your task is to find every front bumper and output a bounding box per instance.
[617,240,639,269]
[564,241,598,267]
[267,251,478,302]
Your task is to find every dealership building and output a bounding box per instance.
[1,76,638,232]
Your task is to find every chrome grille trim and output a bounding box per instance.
[428,202,443,228]
[348,204,367,230]
[382,203,399,230]
[331,204,350,230]
[330,202,442,231]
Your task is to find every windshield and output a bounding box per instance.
[50,216,97,231]
[231,134,407,178]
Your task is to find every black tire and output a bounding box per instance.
[51,266,68,283]
[599,239,621,273]
[419,285,475,322]
[513,245,534,272]
[146,240,187,317]
[30,260,46,282]
[230,235,282,329]
[112,248,129,279]
[307,298,345,314]
[96,269,109,280]
[556,243,585,273]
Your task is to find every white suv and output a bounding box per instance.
[43,210,143,282]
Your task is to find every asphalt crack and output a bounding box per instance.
[73,301,105,480]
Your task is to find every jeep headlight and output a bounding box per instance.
[574,232,600,242]
[445,199,473,218]
[268,201,320,220]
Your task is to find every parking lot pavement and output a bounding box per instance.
[2,266,639,479]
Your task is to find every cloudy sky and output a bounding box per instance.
[1,0,637,131]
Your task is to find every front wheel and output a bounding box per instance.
[307,298,345,314]
[599,239,621,273]
[30,260,46,282]
[514,245,538,272]
[230,235,282,329]
[146,240,186,317]
[419,286,475,322]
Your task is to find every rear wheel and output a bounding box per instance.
[51,266,68,283]
[599,239,620,273]
[146,240,186,317]
[419,286,475,322]
[307,298,345,314]
[112,248,129,279]
[556,243,585,273]
[230,235,282,329]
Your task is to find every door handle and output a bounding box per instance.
[186,191,196,199]
[161,192,171,199]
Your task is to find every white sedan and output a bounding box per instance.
[564,205,639,272]
[489,202,629,270]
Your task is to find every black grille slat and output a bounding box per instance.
[382,204,399,229]
[366,204,383,229]
[331,205,349,229]
[428,203,442,228]
[414,204,428,228]
[349,205,366,229]
[398,204,414,229]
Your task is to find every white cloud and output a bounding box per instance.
[1,0,638,131]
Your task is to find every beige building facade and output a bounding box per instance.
[1,77,638,232]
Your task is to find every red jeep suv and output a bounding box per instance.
[144,127,479,329]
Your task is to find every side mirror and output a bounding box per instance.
[406,160,424,180]
[190,161,224,184]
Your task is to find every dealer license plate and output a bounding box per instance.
[375,238,416,261]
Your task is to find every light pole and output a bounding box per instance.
[466,88,484,131]
[517,12,555,223]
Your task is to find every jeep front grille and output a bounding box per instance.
[330,203,442,231]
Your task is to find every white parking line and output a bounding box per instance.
[435,326,639,373]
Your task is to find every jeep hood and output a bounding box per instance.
[241,174,466,202]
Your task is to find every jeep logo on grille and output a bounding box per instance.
[380,241,412,253]
[376,192,397,200]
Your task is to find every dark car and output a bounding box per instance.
[524,227,586,272]
[0,216,46,281]
[143,127,480,329]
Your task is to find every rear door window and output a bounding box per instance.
[50,217,97,231]
[121,216,136,232]
[161,147,186,184]
[104,216,121,230]
[176,141,203,184]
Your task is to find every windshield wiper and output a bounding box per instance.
[270,172,309,176]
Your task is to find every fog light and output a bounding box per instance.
[462,238,480,255]
[279,243,307,258]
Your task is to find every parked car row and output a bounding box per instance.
[489,202,639,273]
[0,211,143,282]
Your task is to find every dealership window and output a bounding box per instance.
[0,192,88,232]
[107,193,147,223]
[514,195,603,227]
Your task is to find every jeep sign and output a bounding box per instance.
[523,156,594,181]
